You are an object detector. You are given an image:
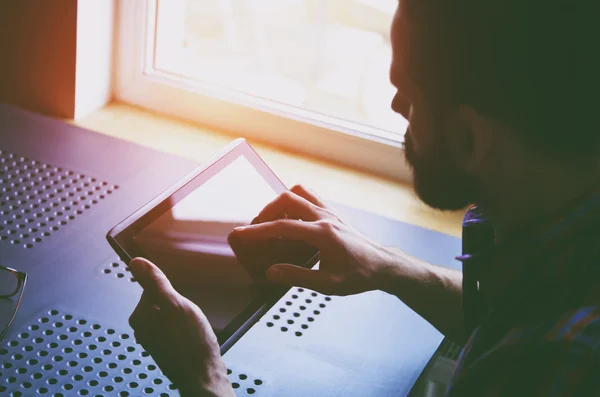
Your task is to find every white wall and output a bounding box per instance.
[75,0,116,119]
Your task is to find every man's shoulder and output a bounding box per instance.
[495,305,600,356]
[464,305,600,369]
[451,306,600,396]
[542,305,600,353]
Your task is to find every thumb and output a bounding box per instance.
[266,264,334,293]
[129,257,179,309]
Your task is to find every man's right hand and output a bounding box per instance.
[228,185,393,296]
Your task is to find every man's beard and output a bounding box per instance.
[404,130,475,211]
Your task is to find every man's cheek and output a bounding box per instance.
[408,106,436,153]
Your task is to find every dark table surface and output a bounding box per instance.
[0,104,462,397]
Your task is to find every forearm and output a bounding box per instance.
[376,247,465,344]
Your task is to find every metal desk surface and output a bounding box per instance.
[0,105,461,397]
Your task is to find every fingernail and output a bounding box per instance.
[231,228,248,244]
[266,266,283,282]
[129,257,148,273]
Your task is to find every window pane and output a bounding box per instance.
[155,0,407,141]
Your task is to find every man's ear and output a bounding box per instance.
[445,104,492,173]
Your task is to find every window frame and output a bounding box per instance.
[115,0,411,181]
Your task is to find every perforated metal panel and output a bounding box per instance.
[99,259,136,284]
[0,149,117,250]
[0,309,265,397]
[0,309,177,396]
[264,287,332,337]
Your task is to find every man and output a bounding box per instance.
[128,0,600,396]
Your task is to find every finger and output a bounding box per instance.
[131,302,166,351]
[290,185,327,208]
[129,293,148,330]
[257,191,322,223]
[129,292,159,330]
[231,220,326,247]
[134,328,165,358]
[129,258,179,309]
[267,264,336,293]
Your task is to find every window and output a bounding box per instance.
[116,0,410,181]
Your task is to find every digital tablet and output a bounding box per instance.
[106,139,319,353]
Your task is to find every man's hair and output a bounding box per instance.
[405,1,599,158]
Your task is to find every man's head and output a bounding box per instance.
[390,0,599,211]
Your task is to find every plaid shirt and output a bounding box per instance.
[447,190,600,396]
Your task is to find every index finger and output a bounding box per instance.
[256,190,322,223]
[290,185,327,208]
[230,220,327,248]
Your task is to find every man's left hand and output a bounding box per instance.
[128,257,235,397]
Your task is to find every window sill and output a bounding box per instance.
[72,101,464,237]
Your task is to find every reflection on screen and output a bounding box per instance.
[133,155,279,331]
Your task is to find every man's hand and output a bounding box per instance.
[228,185,392,296]
[229,185,465,342]
[128,258,235,397]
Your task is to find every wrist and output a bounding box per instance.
[179,375,234,397]
[374,246,418,295]
[179,357,235,397]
